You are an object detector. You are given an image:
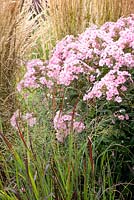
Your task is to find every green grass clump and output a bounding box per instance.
[0,105,134,200]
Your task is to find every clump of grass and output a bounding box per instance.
[0,0,40,132]
[48,0,92,39]
[1,117,134,200]
[0,129,121,200]
[91,0,133,25]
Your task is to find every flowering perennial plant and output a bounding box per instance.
[54,110,85,142]
[14,16,134,141]
[10,110,36,129]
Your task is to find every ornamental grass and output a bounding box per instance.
[0,0,40,133]
[91,0,134,25]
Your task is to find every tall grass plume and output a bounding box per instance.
[0,0,40,133]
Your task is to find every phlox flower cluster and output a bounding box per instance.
[117,114,129,121]
[15,16,134,141]
[22,112,36,127]
[17,59,43,92]
[10,109,21,129]
[17,59,53,92]
[19,16,134,97]
[83,70,131,102]
[10,110,36,129]
[114,111,129,121]
[54,111,85,143]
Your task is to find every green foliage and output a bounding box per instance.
[1,104,134,200]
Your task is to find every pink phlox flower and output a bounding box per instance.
[55,132,67,143]
[114,96,122,103]
[54,111,85,142]
[22,112,36,127]
[10,109,21,129]
[26,59,43,70]
[114,110,129,121]
[117,115,125,120]
[83,68,130,101]
[39,76,54,89]
[39,77,47,85]
[62,115,72,121]
[73,121,85,133]
[125,114,129,120]
[90,75,96,82]
[24,68,35,77]
[58,71,74,86]
[17,80,24,92]
[23,75,39,89]
[120,85,127,91]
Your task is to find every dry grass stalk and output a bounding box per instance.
[42,0,92,41]
[0,0,40,132]
[91,0,134,25]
